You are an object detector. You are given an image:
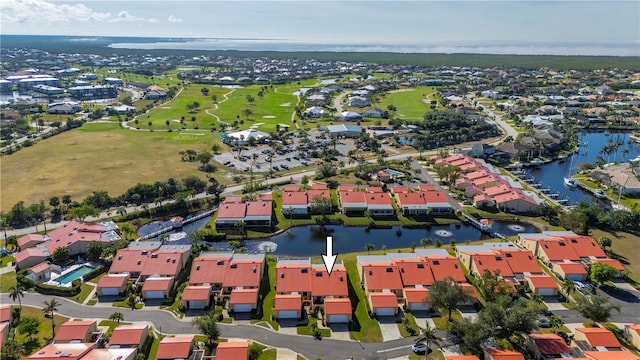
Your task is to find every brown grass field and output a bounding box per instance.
[1,121,222,208]
[589,228,640,284]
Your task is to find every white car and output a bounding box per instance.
[411,342,428,354]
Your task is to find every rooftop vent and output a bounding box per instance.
[280,273,285,278]
[495,256,502,261]
[340,276,344,281]
[196,265,200,271]
[401,268,405,273]
[454,264,458,269]
[230,263,237,269]
[141,250,148,255]
[217,260,224,265]
[172,259,176,263]
[369,270,373,276]
[137,260,142,265]
[417,263,425,269]
[315,272,323,277]
[432,260,440,265]
[118,255,122,260]
[253,267,257,273]
[166,258,171,263]
[386,267,393,272]
[571,239,577,243]
[150,253,158,258]
[559,242,566,247]
[505,253,513,258]
[301,268,308,273]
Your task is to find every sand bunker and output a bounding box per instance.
[280,103,291,107]
[263,115,276,118]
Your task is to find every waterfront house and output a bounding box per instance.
[216,199,273,228]
[109,244,191,281]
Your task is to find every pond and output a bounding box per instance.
[190,220,538,256]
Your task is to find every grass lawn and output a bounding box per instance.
[343,258,383,342]
[574,174,640,209]
[409,350,446,360]
[67,283,94,304]
[0,121,224,206]
[256,257,279,330]
[98,319,131,333]
[296,316,331,338]
[15,305,69,355]
[398,313,419,337]
[0,256,15,268]
[431,309,463,329]
[113,300,144,310]
[260,349,277,360]
[0,272,17,292]
[589,228,640,284]
[147,335,161,360]
[376,86,439,121]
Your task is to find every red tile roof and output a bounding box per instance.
[493,190,537,206]
[396,260,435,286]
[155,336,193,360]
[274,294,302,311]
[245,200,273,216]
[282,191,308,205]
[257,193,273,201]
[396,192,426,206]
[446,356,481,360]
[54,320,96,342]
[525,275,558,289]
[276,263,312,293]
[529,333,571,355]
[593,258,625,271]
[423,190,450,204]
[217,202,247,218]
[15,247,45,264]
[539,240,581,262]
[576,327,621,347]
[499,250,542,274]
[216,341,249,360]
[80,348,137,360]
[311,184,328,190]
[391,186,409,194]
[109,248,188,278]
[366,192,393,206]
[367,186,384,193]
[0,305,12,323]
[403,287,429,304]
[558,235,606,258]
[323,298,352,315]
[229,288,259,305]
[96,274,128,289]
[181,285,211,301]
[29,262,50,274]
[369,292,398,309]
[310,264,348,297]
[223,260,263,288]
[141,277,173,292]
[17,233,44,248]
[26,343,94,360]
[363,265,403,291]
[582,350,639,360]
[223,196,243,203]
[418,185,437,192]
[283,185,300,192]
[306,189,330,201]
[427,257,466,282]
[108,324,148,346]
[189,254,232,285]
[555,261,588,275]
[472,253,515,278]
[339,191,367,204]
[485,349,525,360]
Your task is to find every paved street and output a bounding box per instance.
[0,292,426,360]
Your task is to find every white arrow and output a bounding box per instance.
[322,236,337,276]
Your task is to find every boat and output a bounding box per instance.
[529,158,544,167]
[557,154,567,162]
[564,177,577,188]
[594,189,607,199]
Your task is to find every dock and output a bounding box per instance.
[138,209,216,240]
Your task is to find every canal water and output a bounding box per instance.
[526,131,640,206]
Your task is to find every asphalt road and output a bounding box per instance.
[0,292,427,360]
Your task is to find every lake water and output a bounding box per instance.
[526,131,640,206]
[187,221,538,256]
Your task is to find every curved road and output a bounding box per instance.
[0,293,423,359]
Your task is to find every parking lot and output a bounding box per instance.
[214,129,356,175]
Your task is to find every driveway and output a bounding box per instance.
[328,323,352,341]
[377,316,402,342]
[543,296,568,311]
[458,306,477,321]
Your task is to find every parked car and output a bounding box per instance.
[537,318,550,328]
[411,342,429,354]
[272,165,279,171]
[281,164,289,170]
[301,160,309,166]
[242,167,250,172]
[293,155,300,160]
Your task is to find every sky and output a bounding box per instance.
[1,0,639,56]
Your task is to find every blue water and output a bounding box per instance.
[137,215,213,238]
[187,221,538,256]
[527,131,640,206]
[56,265,96,284]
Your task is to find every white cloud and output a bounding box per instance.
[0,0,149,24]
[110,11,145,22]
[168,15,182,23]
[148,18,158,23]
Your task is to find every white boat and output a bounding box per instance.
[529,158,544,167]
[564,177,577,188]
[557,154,567,162]
[594,189,607,199]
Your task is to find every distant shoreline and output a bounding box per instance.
[1,34,639,70]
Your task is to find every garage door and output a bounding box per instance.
[188,300,205,309]
[234,304,252,313]
[100,288,119,296]
[278,310,298,319]
[537,288,556,297]
[375,308,396,317]
[567,274,584,281]
[409,303,428,311]
[327,315,349,323]
[146,291,165,299]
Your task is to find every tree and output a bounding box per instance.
[67,204,99,222]
[196,150,213,168]
[478,295,538,338]
[8,285,24,311]
[309,195,332,217]
[42,299,61,337]
[589,262,618,286]
[315,163,337,180]
[193,312,220,348]
[425,278,471,321]
[597,236,612,251]
[575,294,620,325]
[18,317,40,340]
[549,315,564,332]
[109,312,124,323]
[415,321,439,360]
[86,241,103,261]
[0,339,25,360]
[52,246,70,265]
[126,294,137,310]
[477,269,512,302]
[364,243,375,254]
[242,108,253,120]
[420,238,432,248]
[561,279,575,298]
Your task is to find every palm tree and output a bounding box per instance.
[420,238,433,248]
[415,321,439,360]
[42,298,61,337]
[364,243,375,254]
[561,279,575,299]
[9,285,24,311]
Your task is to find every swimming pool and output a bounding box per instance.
[383,168,405,177]
[55,265,96,284]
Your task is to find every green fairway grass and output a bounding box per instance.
[0,122,224,207]
[376,86,438,120]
